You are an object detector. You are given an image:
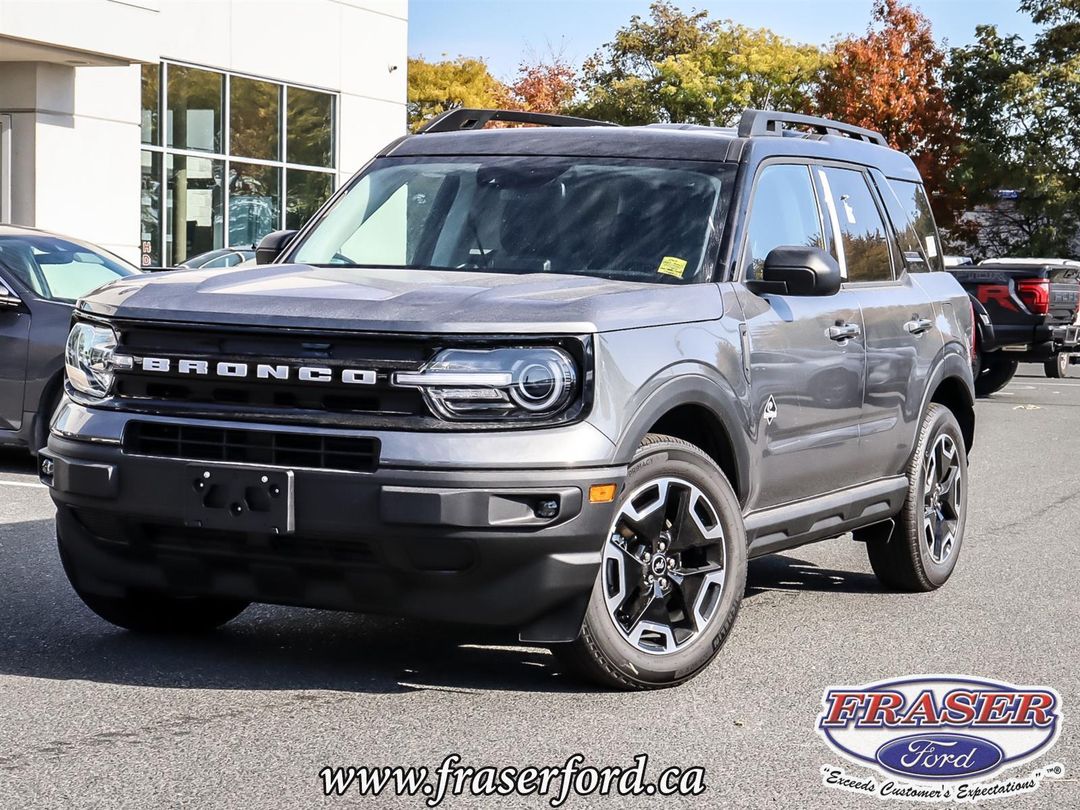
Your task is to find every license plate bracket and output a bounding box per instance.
[183,463,295,534]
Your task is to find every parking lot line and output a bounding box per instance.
[0,479,46,489]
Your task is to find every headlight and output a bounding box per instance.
[65,321,122,398]
[394,347,578,421]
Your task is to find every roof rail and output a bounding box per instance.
[737,109,888,146]
[418,108,618,134]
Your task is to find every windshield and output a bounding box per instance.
[291,157,736,284]
[0,234,138,302]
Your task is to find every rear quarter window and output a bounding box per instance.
[883,178,943,273]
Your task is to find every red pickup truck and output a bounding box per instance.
[947,259,1080,396]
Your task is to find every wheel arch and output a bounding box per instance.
[615,376,750,505]
[922,351,976,453]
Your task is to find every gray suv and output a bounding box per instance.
[43,109,975,689]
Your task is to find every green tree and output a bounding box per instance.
[948,0,1080,257]
[407,57,512,131]
[573,1,825,126]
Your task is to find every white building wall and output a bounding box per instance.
[33,65,142,260]
[0,0,407,263]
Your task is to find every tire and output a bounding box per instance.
[863,404,968,592]
[1044,353,1069,379]
[58,535,248,633]
[552,434,746,690]
[974,355,1018,397]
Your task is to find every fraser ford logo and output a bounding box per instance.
[817,675,1064,802]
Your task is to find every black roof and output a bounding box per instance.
[385,111,921,182]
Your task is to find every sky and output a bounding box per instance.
[408,0,1039,81]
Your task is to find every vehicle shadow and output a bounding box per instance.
[0,516,883,695]
[0,447,36,474]
[746,549,883,596]
[0,518,575,695]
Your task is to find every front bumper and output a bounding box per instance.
[44,412,626,643]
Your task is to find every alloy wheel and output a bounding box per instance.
[922,434,963,565]
[601,477,727,655]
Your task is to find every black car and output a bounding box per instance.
[0,226,138,453]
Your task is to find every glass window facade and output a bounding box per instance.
[140,62,336,268]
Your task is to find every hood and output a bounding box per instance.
[77,264,724,334]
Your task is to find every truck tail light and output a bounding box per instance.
[1016,278,1050,315]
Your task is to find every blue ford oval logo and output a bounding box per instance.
[875,733,1004,780]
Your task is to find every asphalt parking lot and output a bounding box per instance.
[1,365,1077,809]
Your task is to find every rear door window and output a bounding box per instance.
[817,167,894,283]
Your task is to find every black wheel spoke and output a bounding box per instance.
[921,433,963,565]
[609,534,643,567]
[940,467,961,520]
[602,476,728,655]
[618,483,668,543]
[664,485,692,549]
[622,582,664,632]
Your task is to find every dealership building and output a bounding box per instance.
[0,0,408,267]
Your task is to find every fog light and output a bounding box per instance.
[535,499,559,519]
[40,457,55,485]
[589,483,617,503]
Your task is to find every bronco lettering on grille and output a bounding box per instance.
[131,357,378,385]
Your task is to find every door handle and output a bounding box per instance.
[828,323,861,342]
[905,317,934,335]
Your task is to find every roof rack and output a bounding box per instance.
[737,109,888,146]
[418,108,618,134]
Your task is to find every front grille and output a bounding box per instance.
[123,422,379,472]
[110,322,433,419]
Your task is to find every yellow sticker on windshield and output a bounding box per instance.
[657,256,687,279]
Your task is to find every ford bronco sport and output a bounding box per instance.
[44,108,975,689]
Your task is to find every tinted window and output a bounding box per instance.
[0,235,136,301]
[141,63,159,146]
[167,65,223,153]
[202,254,231,269]
[166,153,224,265]
[818,167,893,283]
[742,164,824,279]
[888,179,943,272]
[293,157,735,284]
[229,162,281,246]
[230,77,280,161]
[285,169,334,230]
[287,88,334,168]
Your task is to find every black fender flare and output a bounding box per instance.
[612,373,751,504]
[916,346,976,453]
[30,368,66,456]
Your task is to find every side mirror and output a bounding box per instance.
[0,280,22,309]
[756,246,842,296]
[255,230,298,265]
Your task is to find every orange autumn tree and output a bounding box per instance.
[816,0,961,227]
[511,54,577,114]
